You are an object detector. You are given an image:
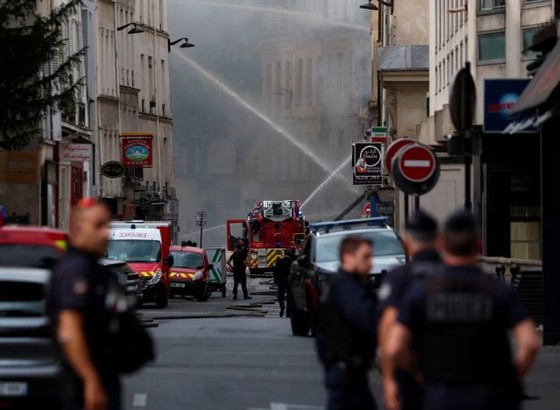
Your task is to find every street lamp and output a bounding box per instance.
[359,0,393,10]
[116,22,144,34]
[168,37,195,52]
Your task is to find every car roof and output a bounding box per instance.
[0,226,67,246]
[313,226,394,238]
[170,246,205,254]
[0,267,50,283]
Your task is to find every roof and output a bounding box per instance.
[378,45,429,72]
[170,245,205,255]
[314,227,392,238]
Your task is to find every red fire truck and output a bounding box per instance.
[226,200,308,275]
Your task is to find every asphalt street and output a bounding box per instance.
[126,276,560,410]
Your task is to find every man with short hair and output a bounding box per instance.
[52,198,121,410]
[383,210,540,410]
[378,210,442,410]
[316,236,379,410]
[227,238,251,300]
[274,248,295,317]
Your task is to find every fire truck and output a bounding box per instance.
[226,200,308,275]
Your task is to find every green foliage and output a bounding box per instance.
[0,0,86,150]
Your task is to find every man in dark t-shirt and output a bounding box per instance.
[52,198,120,410]
[228,239,251,300]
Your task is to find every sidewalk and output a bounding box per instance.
[524,346,560,410]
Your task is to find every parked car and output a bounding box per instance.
[287,218,406,336]
[168,245,214,301]
[99,259,142,303]
[0,267,59,408]
[0,226,68,269]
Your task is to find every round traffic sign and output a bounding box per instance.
[363,202,371,216]
[384,139,414,176]
[392,143,440,196]
[397,144,437,183]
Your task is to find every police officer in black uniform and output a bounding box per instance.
[316,236,379,410]
[383,210,540,410]
[52,198,120,410]
[378,210,442,410]
[227,238,251,300]
[274,248,295,317]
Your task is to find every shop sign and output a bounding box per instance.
[101,161,126,179]
[0,152,40,184]
[484,79,537,133]
[352,143,382,185]
[60,143,93,162]
[121,135,153,168]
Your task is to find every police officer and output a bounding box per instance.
[383,210,540,410]
[316,236,378,410]
[52,198,120,410]
[378,210,442,410]
[274,248,295,317]
[227,238,251,300]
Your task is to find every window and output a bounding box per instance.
[480,0,505,10]
[285,61,292,111]
[435,66,439,94]
[275,61,282,111]
[296,59,303,106]
[266,63,272,102]
[306,57,312,105]
[522,27,540,58]
[478,32,505,61]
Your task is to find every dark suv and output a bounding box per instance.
[287,218,406,336]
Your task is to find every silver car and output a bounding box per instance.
[287,218,406,336]
[0,267,59,407]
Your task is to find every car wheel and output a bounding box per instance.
[197,284,210,302]
[155,288,169,308]
[290,310,311,336]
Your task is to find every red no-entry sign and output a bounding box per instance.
[384,139,414,175]
[363,202,371,216]
[398,144,437,183]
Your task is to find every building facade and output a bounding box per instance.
[96,0,178,240]
[427,0,553,258]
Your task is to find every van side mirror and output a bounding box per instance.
[207,264,214,270]
[166,255,174,266]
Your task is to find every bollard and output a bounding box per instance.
[510,264,521,285]
[495,265,506,281]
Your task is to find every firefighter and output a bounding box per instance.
[383,210,540,410]
[227,238,251,300]
[378,210,443,410]
[274,248,295,317]
[316,236,379,410]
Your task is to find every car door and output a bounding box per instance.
[288,236,313,312]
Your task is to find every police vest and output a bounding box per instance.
[317,277,377,369]
[420,273,515,386]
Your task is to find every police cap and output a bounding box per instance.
[444,209,476,233]
[405,209,438,241]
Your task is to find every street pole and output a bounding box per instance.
[404,194,409,225]
[195,210,207,248]
[414,195,420,211]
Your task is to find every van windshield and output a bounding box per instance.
[107,240,161,263]
[171,251,204,269]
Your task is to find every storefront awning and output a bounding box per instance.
[510,40,560,115]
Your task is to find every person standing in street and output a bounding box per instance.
[378,210,442,410]
[228,238,251,300]
[316,236,379,410]
[383,210,540,410]
[52,198,120,410]
[274,248,295,317]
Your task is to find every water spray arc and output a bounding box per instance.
[172,50,348,181]
[301,154,354,208]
